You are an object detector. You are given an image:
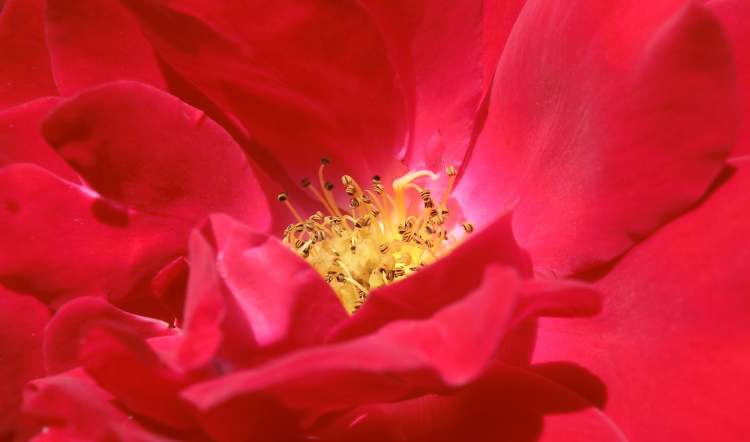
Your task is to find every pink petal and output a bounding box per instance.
[708,0,750,157]
[182,266,521,432]
[360,0,484,170]
[43,297,172,375]
[331,211,530,341]
[42,81,269,230]
[0,97,78,182]
[533,159,750,440]
[0,0,57,109]
[45,0,166,95]
[209,214,347,349]
[22,371,175,442]
[79,325,196,431]
[119,0,407,186]
[0,164,186,308]
[481,0,527,95]
[458,1,737,275]
[0,287,48,437]
[179,216,347,370]
[311,365,626,442]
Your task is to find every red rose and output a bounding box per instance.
[0,0,748,440]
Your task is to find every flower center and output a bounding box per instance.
[278,158,472,314]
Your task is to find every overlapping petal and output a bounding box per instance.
[178,215,347,371]
[46,0,166,95]
[458,0,737,275]
[533,159,750,440]
[360,0,484,170]
[0,82,269,308]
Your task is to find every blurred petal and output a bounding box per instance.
[708,0,750,157]
[459,0,737,275]
[0,0,57,108]
[46,0,166,95]
[0,288,48,436]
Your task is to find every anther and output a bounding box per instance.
[277,192,288,202]
[324,181,334,191]
[301,178,311,187]
[372,175,381,183]
[462,222,474,233]
[321,157,331,166]
[446,165,458,177]
[341,175,354,185]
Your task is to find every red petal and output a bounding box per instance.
[45,0,166,95]
[120,0,406,185]
[43,297,172,375]
[179,216,347,370]
[183,267,521,421]
[708,0,750,157]
[42,81,269,230]
[481,0,527,95]
[331,211,530,341]
[361,0,484,170]
[0,288,48,437]
[0,0,57,109]
[458,1,737,275]
[80,326,196,431]
[0,98,78,182]
[208,214,347,349]
[0,164,187,307]
[533,159,750,440]
[312,365,626,442]
[22,371,174,441]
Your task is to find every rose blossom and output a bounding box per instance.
[1,0,749,441]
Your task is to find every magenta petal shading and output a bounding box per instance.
[533,159,750,440]
[361,0,484,169]
[43,296,172,374]
[0,288,48,437]
[458,1,737,275]
[45,0,166,95]
[0,0,57,109]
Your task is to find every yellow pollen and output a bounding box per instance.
[279,160,473,314]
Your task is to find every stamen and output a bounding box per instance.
[278,161,472,314]
[277,192,304,224]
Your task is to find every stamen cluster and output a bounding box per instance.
[279,159,472,314]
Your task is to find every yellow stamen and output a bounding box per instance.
[278,163,470,314]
